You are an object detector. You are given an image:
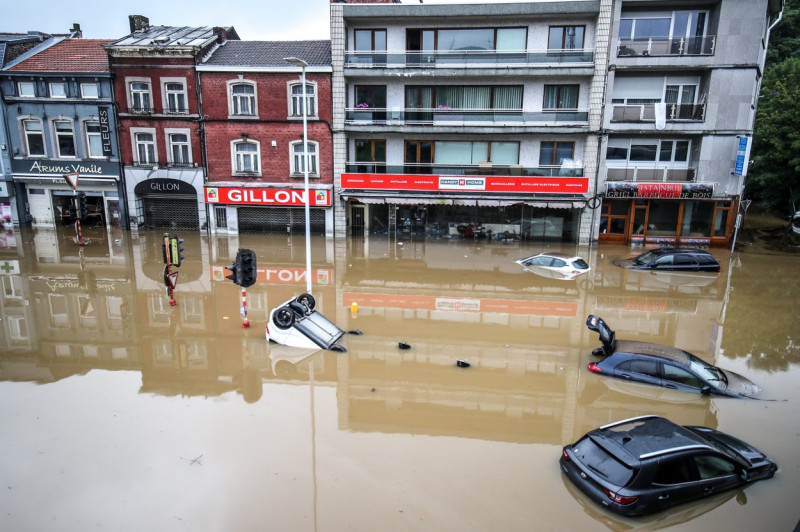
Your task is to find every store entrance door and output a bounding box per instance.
[351,204,365,236]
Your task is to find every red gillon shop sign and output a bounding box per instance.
[341,174,589,194]
[204,186,332,207]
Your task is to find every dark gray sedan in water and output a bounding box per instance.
[614,247,721,272]
[560,415,777,517]
[585,315,761,398]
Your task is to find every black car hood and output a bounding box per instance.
[613,258,638,269]
[718,369,761,398]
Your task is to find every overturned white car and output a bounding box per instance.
[266,293,348,352]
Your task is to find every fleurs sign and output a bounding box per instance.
[204,187,331,207]
[342,173,589,194]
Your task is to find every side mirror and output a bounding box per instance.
[740,469,749,482]
[701,385,712,395]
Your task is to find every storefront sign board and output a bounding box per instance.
[204,187,331,207]
[342,174,589,194]
[605,182,714,199]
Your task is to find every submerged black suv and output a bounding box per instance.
[560,415,777,517]
[614,247,721,272]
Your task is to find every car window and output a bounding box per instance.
[663,364,705,388]
[573,436,637,486]
[551,258,567,268]
[572,258,589,269]
[692,454,737,480]
[616,359,659,378]
[528,256,548,267]
[654,456,695,484]
[673,254,697,266]
[653,255,674,266]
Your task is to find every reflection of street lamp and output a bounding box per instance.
[284,56,312,294]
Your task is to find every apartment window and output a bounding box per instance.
[49,82,67,98]
[291,141,318,175]
[543,85,579,110]
[548,26,585,50]
[355,139,386,172]
[18,81,35,97]
[54,120,76,157]
[354,85,387,109]
[129,81,152,112]
[167,132,191,166]
[355,29,387,52]
[619,17,671,41]
[540,141,574,165]
[23,119,45,156]
[404,140,434,173]
[290,82,317,118]
[81,83,99,99]
[607,139,690,163]
[164,81,187,113]
[85,121,104,158]
[233,141,260,173]
[434,141,519,165]
[230,82,256,116]
[406,85,522,110]
[134,131,156,165]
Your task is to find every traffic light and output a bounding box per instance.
[239,248,257,288]
[169,234,185,267]
[67,202,78,220]
[77,192,88,219]
[162,234,171,264]
[225,254,242,285]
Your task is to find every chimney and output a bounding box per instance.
[70,23,82,38]
[129,15,150,33]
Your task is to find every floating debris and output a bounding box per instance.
[456,360,470,368]
[398,342,411,350]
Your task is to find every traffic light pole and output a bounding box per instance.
[241,287,249,328]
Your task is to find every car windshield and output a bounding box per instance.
[572,258,589,270]
[633,250,662,265]
[688,355,727,386]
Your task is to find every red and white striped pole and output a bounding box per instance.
[241,287,249,328]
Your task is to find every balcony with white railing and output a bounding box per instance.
[344,49,594,68]
[606,166,696,182]
[345,107,589,126]
[611,103,705,123]
[345,162,584,178]
[617,36,715,58]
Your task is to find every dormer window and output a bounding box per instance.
[18,82,35,98]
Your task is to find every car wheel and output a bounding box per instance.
[296,293,315,311]
[273,306,295,329]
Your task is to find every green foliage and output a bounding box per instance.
[766,0,800,65]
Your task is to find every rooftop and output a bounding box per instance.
[8,38,112,73]
[202,40,331,68]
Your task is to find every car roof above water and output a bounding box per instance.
[614,340,692,365]
[593,415,712,464]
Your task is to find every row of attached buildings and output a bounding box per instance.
[0,0,784,246]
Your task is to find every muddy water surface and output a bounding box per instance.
[0,228,798,531]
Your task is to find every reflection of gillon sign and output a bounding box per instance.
[606,182,714,199]
[342,173,589,194]
[204,187,331,207]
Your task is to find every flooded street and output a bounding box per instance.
[0,226,798,531]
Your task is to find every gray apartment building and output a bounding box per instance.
[330,0,783,246]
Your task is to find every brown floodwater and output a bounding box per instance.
[0,226,798,531]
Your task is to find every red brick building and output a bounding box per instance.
[105,16,238,231]
[197,40,333,235]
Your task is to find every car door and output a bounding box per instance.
[652,456,703,512]
[689,453,743,499]
[613,357,663,386]
[673,253,700,272]
[661,363,707,393]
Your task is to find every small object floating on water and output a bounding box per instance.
[456,359,470,368]
[398,342,411,350]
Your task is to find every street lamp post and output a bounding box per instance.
[284,57,312,294]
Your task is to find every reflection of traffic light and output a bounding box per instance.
[77,192,88,219]
[162,234,171,264]
[170,234,185,267]
[85,271,97,295]
[239,249,257,288]
[225,255,242,285]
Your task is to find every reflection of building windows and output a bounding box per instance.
[232,140,261,174]
[78,295,98,329]
[229,81,256,116]
[163,80,188,113]
[22,119,45,156]
[107,297,124,330]
[85,121,104,158]
[54,120,76,157]
[18,81,35,97]
[7,316,29,343]
[132,128,157,166]
[289,82,317,118]
[49,293,69,328]
[49,82,67,98]
[81,83,98,99]
[291,140,318,176]
[166,129,192,166]
[181,295,204,325]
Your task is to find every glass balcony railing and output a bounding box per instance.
[345,49,594,67]
[346,107,589,125]
[345,162,584,177]
[617,36,715,57]
[606,167,696,182]
[611,103,706,122]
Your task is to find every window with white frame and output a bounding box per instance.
[163,80,188,113]
[132,128,157,165]
[49,82,67,98]
[289,82,317,118]
[606,138,690,164]
[166,129,191,166]
[128,79,152,112]
[85,121,104,158]
[22,119,45,156]
[232,140,260,174]
[291,140,318,176]
[18,81,35,97]
[229,81,256,116]
[81,83,99,99]
[54,120,76,157]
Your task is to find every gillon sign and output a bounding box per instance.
[205,187,331,207]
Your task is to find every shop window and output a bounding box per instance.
[646,201,680,236]
[713,205,730,238]
[600,200,628,235]
[681,201,713,237]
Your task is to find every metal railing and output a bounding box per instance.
[611,103,706,122]
[606,167,696,182]
[617,36,715,57]
[345,49,594,67]
[345,162,584,177]
[127,107,155,115]
[346,107,589,125]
